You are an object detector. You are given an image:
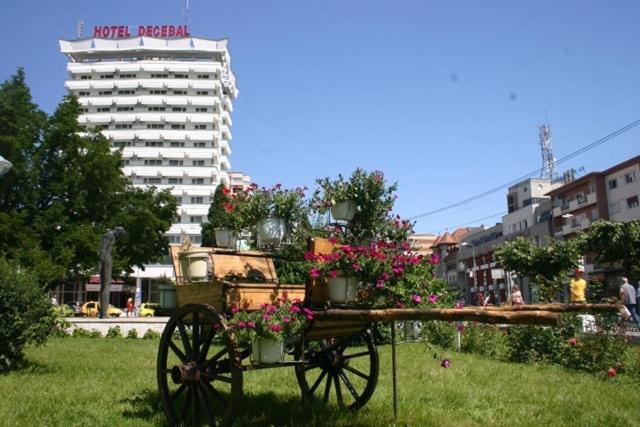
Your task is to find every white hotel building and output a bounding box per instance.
[58,34,238,304]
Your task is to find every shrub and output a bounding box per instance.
[143,329,160,339]
[460,323,506,358]
[106,326,122,338]
[423,321,455,349]
[505,325,564,363]
[0,259,55,372]
[72,328,101,338]
[126,328,139,339]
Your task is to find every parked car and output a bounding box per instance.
[64,301,82,316]
[139,302,161,317]
[81,301,123,317]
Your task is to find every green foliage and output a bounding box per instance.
[423,321,456,349]
[142,329,160,339]
[312,169,398,243]
[126,328,139,339]
[460,323,506,358]
[106,326,122,338]
[201,184,229,246]
[0,259,55,372]
[71,328,102,338]
[495,237,582,302]
[582,219,640,280]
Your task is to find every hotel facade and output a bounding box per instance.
[57,29,238,305]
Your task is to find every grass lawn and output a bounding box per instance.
[0,337,638,426]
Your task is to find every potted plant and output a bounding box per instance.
[201,185,245,249]
[227,298,313,364]
[240,184,309,249]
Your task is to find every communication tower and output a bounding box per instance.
[539,123,558,180]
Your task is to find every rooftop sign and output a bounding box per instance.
[92,25,190,39]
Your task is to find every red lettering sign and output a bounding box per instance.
[92,25,189,39]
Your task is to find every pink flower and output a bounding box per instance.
[328,236,339,244]
[269,324,283,332]
[310,267,321,278]
[607,368,617,377]
[430,253,440,265]
[428,294,439,304]
[304,251,316,261]
[237,321,246,328]
[455,301,465,309]
[246,321,256,328]
[392,266,404,276]
[262,314,271,321]
[266,304,277,315]
[568,337,577,346]
[441,359,451,368]
[412,295,422,304]
[282,316,291,323]
[376,280,385,289]
[456,324,465,333]
[290,305,301,313]
[380,272,390,281]
[230,304,239,314]
[328,270,338,278]
[396,301,406,308]
[293,298,301,304]
[352,263,362,271]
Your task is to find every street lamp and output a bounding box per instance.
[0,155,12,177]
[460,242,477,304]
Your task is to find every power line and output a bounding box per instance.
[430,211,507,235]
[410,118,640,220]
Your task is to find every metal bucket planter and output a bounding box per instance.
[214,228,238,249]
[403,321,422,340]
[256,217,287,248]
[251,337,285,364]
[331,200,356,222]
[327,276,358,304]
[178,251,211,282]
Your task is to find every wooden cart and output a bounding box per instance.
[157,239,618,426]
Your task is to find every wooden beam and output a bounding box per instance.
[478,303,619,313]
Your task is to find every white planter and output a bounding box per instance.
[214,228,238,249]
[327,276,358,304]
[178,251,211,282]
[403,321,422,340]
[256,217,287,248]
[251,338,284,364]
[331,200,356,222]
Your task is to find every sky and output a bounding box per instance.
[2,0,639,234]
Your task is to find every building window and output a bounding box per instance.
[197,74,210,79]
[174,73,188,79]
[170,142,185,147]
[144,159,162,166]
[114,124,132,129]
[609,201,621,215]
[192,160,205,166]
[148,106,166,111]
[100,75,114,79]
[116,106,134,111]
[147,124,165,129]
[194,124,207,130]
[190,216,203,223]
[168,160,183,166]
[193,142,206,148]
[173,90,187,95]
[149,90,167,95]
[625,172,637,184]
[96,107,111,112]
[195,107,208,113]
[190,196,204,204]
[608,179,618,190]
[98,91,113,95]
[196,91,209,95]
[80,75,91,80]
[191,178,204,185]
[119,73,137,78]
[591,208,599,221]
[78,91,90,96]
[171,124,186,130]
[150,73,169,78]
[144,141,164,147]
[628,196,639,209]
[168,178,183,184]
[143,178,162,184]
[172,107,187,112]
[576,192,587,204]
[118,90,135,95]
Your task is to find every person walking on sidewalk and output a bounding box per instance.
[620,277,639,325]
[569,269,587,303]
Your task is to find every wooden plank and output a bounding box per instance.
[211,253,277,283]
[176,282,225,311]
[225,283,305,311]
[307,237,338,305]
[305,326,366,340]
[313,308,562,326]
[474,303,619,313]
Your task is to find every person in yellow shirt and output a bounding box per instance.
[569,269,587,303]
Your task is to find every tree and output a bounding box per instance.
[583,219,640,281]
[201,184,228,247]
[495,237,582,302]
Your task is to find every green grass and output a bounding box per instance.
[0,338,638,426]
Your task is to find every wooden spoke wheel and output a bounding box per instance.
[295,329,379,411]
[157,304,242,426]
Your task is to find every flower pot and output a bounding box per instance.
[330,200,356,222]
[403,321,422,340]
[327,276,358,304]
[178,251,211,282]
[214,228,238,249]
[251,337,285,364]
[256,217,287,248]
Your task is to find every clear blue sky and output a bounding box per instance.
[2,1,639,234]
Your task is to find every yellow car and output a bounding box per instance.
[81,301,123,317]
[139,302,161,317]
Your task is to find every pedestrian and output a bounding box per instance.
[126,297,134,318]
[620,277,639,325]
[510,284,524,305]
[636,282,640,317]
[569,269,587,303]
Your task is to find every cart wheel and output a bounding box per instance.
[157,304,243,426]
[295,329,379,410]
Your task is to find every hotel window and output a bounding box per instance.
[608,179,618,190]
[170,142,185,147]
[148,106,166,111]
[628,196,639,209]
[173,90,187,95]
[171,124,186,130]
[192,160,205,166]
[117,106,134,111]
[172,107,187,112]
[168,160,183,166]
[143,178,162,184]
[118,90,135,95]
[190,216,203,224]
[174,74,188,79]
[144,141,163,147]
[193,142,206,148]
[150,73,169,78]
[114,124,132,129]
[149,90,167,95]
[197,74,210,79]
[100,75,114,79]
[147,124,165,129]
[78,91,90,96]
[144,159,162,166]
[191,196,204,204]
[195,107,208,112]
[168,178,183,185]
[119,73,137,78]
[196,91,209,95]
[191,178,205,185]
[625,172,636,184]
[194,124,207,130]
[80,75,91,80]
[98,91,112,95]
[97,107,111,112]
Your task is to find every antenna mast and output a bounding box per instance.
[184,0,191,26]
[539,122,557,180]
[76,20,85,39]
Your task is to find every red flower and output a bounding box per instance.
[310,267,320,278]
[222,187,231,195]
[328,270,338,278]
[568,337,577,346]
[223,202,234,213]
[441,359,451,368]
[607,368,617,377]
